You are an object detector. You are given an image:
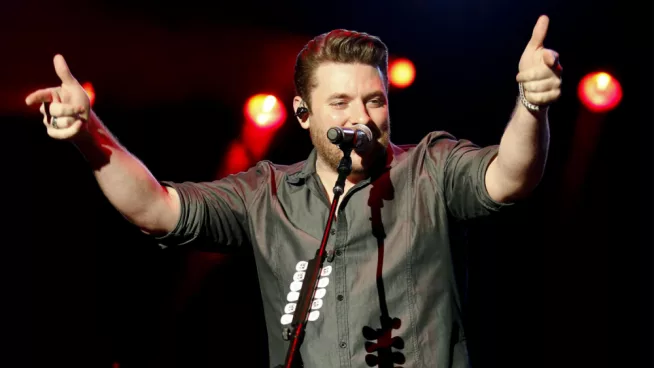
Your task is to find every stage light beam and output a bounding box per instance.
[82,82,95,106]
[578,71,622,113]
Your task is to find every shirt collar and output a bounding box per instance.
[285,143,407,186]
[285,148,318,185]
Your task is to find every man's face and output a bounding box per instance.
[297,62,391,174]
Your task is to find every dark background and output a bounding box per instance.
[1,0,651,367]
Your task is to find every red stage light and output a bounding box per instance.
[389,58,416,88]
[244,94,286,129]
[82,82,95,106]
[578,71,622,113]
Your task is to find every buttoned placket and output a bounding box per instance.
[331,178,372,368]
[331,209,351,367]
[305,169,372,367]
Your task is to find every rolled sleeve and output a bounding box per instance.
[154,163,268,251]
[424,131,512,220]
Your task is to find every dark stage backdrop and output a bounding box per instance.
[1,0,651,367]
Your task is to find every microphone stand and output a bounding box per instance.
[275,145,353,368]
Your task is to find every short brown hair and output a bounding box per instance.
[294,29,389,111]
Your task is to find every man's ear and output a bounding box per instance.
[293,96,310,129]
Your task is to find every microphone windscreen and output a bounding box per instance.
[354,124,373,141]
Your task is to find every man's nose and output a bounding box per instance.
[349,101,371,126]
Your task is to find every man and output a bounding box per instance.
[26,15,561,368]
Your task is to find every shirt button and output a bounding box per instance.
[330,229,336,235]
[337,295,344,301]
[339,342,347,348]
[335,249,342,256]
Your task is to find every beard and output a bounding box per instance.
[309,122,390,175]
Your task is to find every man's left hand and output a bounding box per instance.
[516,15,562,107]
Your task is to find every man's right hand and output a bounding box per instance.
[23,55,181,235]
[25,54,90,141]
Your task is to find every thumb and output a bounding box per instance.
[527,15,549,48]
[53,54,78,85]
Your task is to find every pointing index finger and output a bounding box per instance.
[25,87,57,106]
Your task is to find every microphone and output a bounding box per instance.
[326,124,373,152]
